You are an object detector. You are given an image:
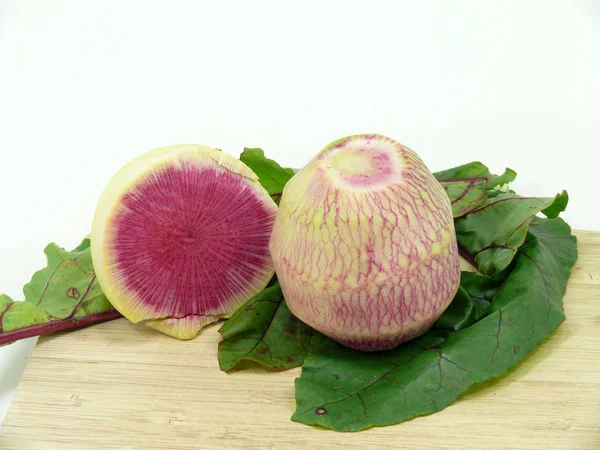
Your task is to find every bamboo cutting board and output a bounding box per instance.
[1,231,599,450]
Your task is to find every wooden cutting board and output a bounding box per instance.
[1,230,599,450]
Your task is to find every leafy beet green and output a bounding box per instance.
[488,168,517,189]
[541,190,569,219]
[218,282,328,371]
[434,161,497,180]
[434,162,516,218]
[432,271,505,332]
[0,239,121,346]
[240,148,295,204]
[454,191,568,276]
[437,177,488,218]
[433,161,516,189]
[291,217,577,431]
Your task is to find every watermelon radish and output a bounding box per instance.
[91,144,277,339]
[269,134,460,351]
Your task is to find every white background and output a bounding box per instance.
[0,0,599,425]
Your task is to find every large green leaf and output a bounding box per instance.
[0,239,121,346]
[240,148,295,204]
[218,282,327,371]
[291,217,577,431]
[432,271,506,333]
[434,162,516,218]
[455,191,568,276]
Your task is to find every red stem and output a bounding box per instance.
[0,310,122,346]
[457,242,477,268]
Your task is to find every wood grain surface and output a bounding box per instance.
[1,230,599,450]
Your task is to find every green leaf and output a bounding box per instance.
[240,148,295,204]
[433,161,492,180]
[72,236,91,252]
[541,190,568,219]
[438,177,488,218]
[218,282,328,372]
[455,191,568,276]
[0,239,121,346]
[434,162,516,218]
[433,271,505,332]
[488,168,517,189]
[292,216,577,431]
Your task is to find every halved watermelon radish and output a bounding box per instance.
[91,145,277,339]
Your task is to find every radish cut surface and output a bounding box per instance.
[91,145,277,338]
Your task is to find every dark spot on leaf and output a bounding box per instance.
[333,374,340,380]
[67,287,80,299]
[256,347,268,355]
[245,306,253,311]
[286,356,294,362]
[315,407,328,415]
